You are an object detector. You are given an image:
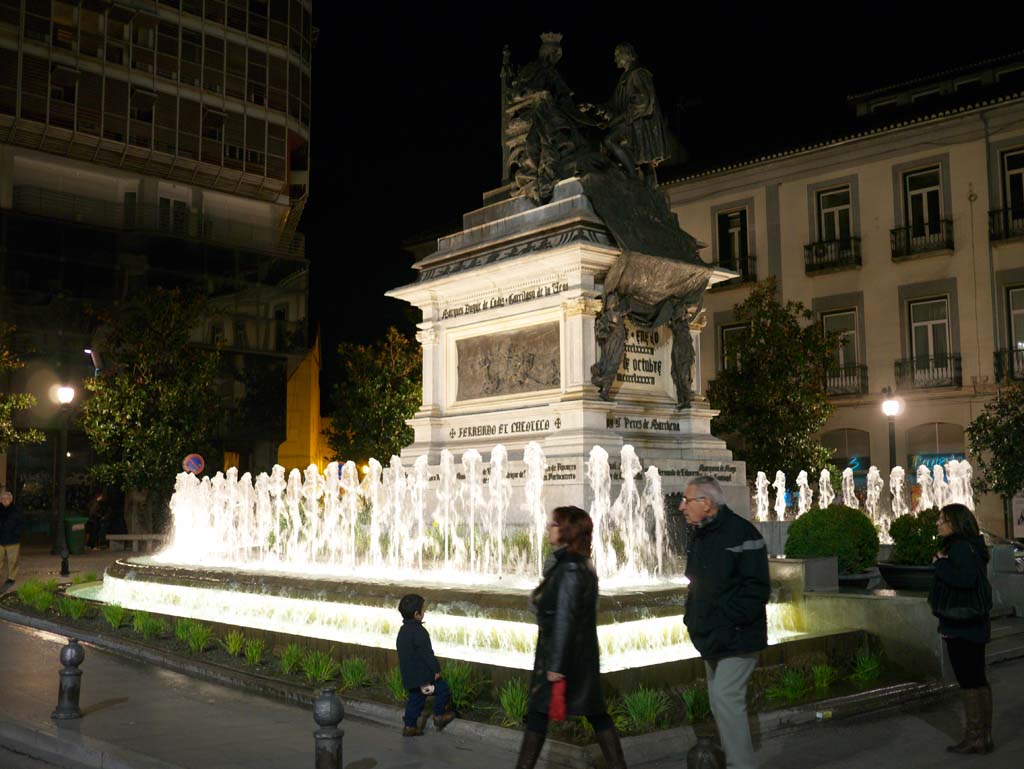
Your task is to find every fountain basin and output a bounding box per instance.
[74,557,808,674]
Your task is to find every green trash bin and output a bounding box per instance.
[64,516,89,555]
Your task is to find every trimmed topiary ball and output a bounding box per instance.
[784,504,879,574]
[888,509,940,565]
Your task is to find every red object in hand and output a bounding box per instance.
[549,679,567,721]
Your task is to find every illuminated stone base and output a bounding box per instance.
[76,557,819,680]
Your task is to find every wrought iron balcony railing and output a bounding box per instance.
[890,219,954,259]
[711,254,757,287]
[994,348,1024,381]
[11,185,305,260]
[804,237,862,274]
[895,355,962,390]
[989,208,1024,242]
[825,364,868,395]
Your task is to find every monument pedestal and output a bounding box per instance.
[388,178,748,517]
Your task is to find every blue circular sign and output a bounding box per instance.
[183,454,205,474]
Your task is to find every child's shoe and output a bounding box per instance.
[402,725,424,737]
[433,711,456,731]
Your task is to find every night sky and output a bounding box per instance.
[303,0,1022,402]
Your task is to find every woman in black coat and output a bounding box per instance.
[514,506,625,769]
[929,503,993,754]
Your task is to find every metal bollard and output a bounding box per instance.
[313,686,344,769]
[686,735,725,769]
[51,637,84,720]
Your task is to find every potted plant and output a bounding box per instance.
[878,509,939,591]
[784,505,879,587]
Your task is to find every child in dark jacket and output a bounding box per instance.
[396,593,455,736]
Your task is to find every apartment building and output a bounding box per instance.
[665,53,1024,536]
[0,0,313,511]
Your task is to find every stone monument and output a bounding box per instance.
[387,34,745,515]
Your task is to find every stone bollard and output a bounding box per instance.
[313,686,345,769]
[51,637,84,720]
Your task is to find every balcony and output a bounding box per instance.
[994,349,1024,381]
[825,364,868,395]
[895,355,962,390]
[709,254,757,289]
[890,219,953,259]
[804,237,862,274]
[11,186,304,260]
[989,208,1024,242]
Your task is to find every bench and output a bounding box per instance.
[106,534,168,553]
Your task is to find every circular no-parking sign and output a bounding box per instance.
[182,454,205,474]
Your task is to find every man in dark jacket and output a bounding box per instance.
[395,593,454,736]
[1,489,24,588]
[682,476,770,769]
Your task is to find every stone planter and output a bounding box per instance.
[837,569,877,590]
[877,562,935,592]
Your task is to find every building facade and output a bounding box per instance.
[0,0,313,513]
[665,57,1024,536]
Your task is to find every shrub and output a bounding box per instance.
[101,604,127,630]
[221,629,246,657]
[619,686,671,733]
[185,622,214,654]
[385,666,407,703]
[766,668,809,704]
[850,648,881,686]
[55,596,89,620]
[784,504,879,574]
[338,658,372,690]
[244,638,266,668]
[889,509,940,565]
[278,643,305,675]
[72,571,99,584]
[301,649,339,685]
[442,661,486,711]
[42,578,59,594]
[174,618,197,644]
[17,580,54,613]
[498,678,529,727]
[812,663,839,691]
[680,685,711,722]
[132,611,166,640]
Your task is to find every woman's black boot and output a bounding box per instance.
[595,727,627,769]
[515,729,547,769]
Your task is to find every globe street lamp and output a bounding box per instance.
[881,386,902,473]
[56,385,75,577]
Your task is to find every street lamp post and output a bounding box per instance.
[56,385,75,577]
[881,386,901,473]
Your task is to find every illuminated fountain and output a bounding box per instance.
[80,442,805,674]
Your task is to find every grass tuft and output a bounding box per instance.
[497,678,529,728]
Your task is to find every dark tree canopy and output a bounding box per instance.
[80,288,221,509]
[707,278,839,484]
[325,327,421,463]
[966,381,1024,500]
[0,324,44,453]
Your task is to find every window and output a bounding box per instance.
[955,78,982,93]
[716,209,747,270]
[1010,287,1024,351]
[904,166,942,238]
[50,82,75,104]
[906,423,965,473]
[823,310,857,368]
[158,197,189,235]
[123,192,137,227]
[1004,149,1024,216]
[821,428,871,482]
[909,298,949,362]
[233,319,249,349]
[817,187,851,242]
[720,324,747,372]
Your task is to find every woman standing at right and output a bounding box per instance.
[929,503,993,754]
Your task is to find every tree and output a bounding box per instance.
[325,327,421,463]
[0,324,44,453]
[80,289,221,530]
[707,277,839,484]
[966,381,1024,514]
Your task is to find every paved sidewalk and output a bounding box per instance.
[1,544,123,589]
[2,547,1022,769]
[0,619,517,769]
